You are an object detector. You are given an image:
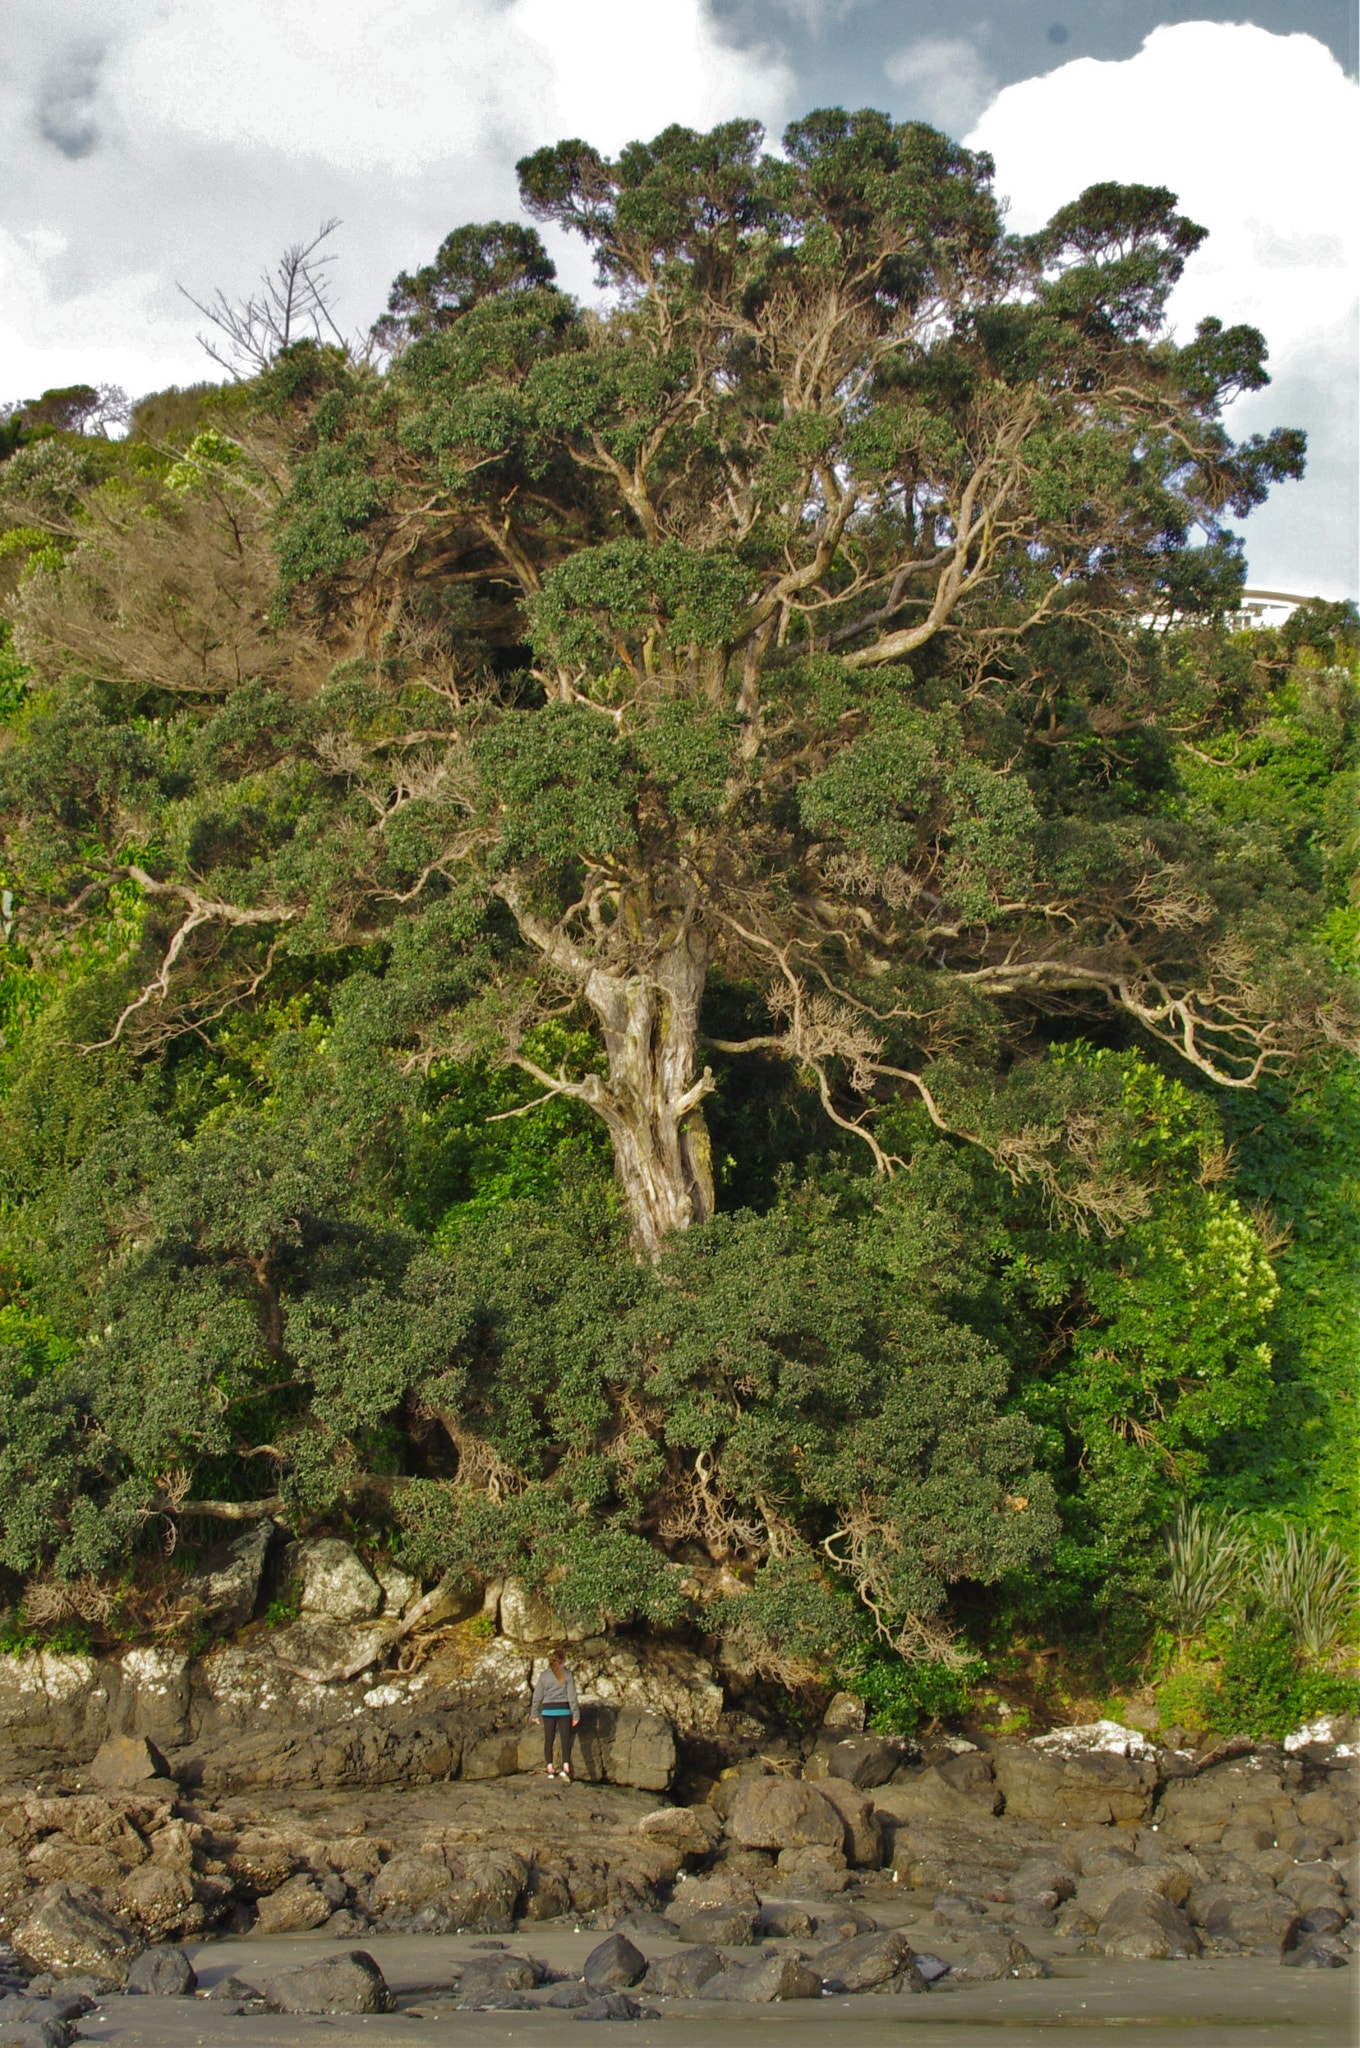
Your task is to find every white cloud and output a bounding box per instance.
[0,0,793,402]
[967,23,1359,597]
[885,36,997,136]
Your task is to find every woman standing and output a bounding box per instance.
[529,1648,581,1779]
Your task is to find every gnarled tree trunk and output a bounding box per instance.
[581,920,715,1255]
[502,881,715,1255]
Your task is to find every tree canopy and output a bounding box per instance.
[0,110,1354,1697]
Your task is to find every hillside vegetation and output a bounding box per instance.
[0,110,1355,1736]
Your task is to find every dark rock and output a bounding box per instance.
[876,1762,1001,1822]
[610,1912,675,1940]
[182,1522,274,1635]
[539,1981,592,2007]
[1282,1937,1350,1969]
[932,1891,989,1927]
[17,1985,99,2013]
[1099,1889,1200,1960]
[913,1953,950,1984]
[0,2012,75,2048]
[728,1777,845,1854]
[992,1747,1155,1826]
[574,1990,658,2020]
[253,1874,330,1934]
[321,1909,374,1939]
[758,1905,816,1939]
[248,1950,390,2015]
[821,1693,866,1735]
[954,1933,1047,1980]
[125,1947,196,1997]
[1006,1855,1078,1907]
[285,1538,383,1623]
[605,1710,677,1794]
[814,1929,924,1993]
[583,1934,646,1993]
[642,1947,725,1998]
[710,1954,822,2001]
[803,1734,902,1790]
[1298,1906,1347,1937]
[86,1737,172,1793]
[203,1974,275,2011]
[813,1905,878,1940]
[809,1778,883,1867]
[1201,1894,1301,1956]
[456,1953,543,2007]
[668,1905,757,1946]
[12,1888,143,1986]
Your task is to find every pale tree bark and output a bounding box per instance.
[497,881,716,1255]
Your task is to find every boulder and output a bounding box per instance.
[13,1886,144,1985]
[583,1934,647,1993]
[521,1864,573,1921]
[116,1863,197,1937]
[455,1954,543,2006]
[775,1845,850,1892]
[803,1734,902,1789]
[607,1709,676,1793]
[435,1849,527,1931]
[576,1991,658,2020]
[668,1904,757,1946]
[727,1777,845,1855]
[808,1778,883,1868]
[668,1869,760,1915]
[0,2008,77,2048]
[252,1874,332,1934]
[125,1947,196,1997]
[641,1947,725,1998]
[1076,1862,1190,1925]
[182,1522,275,1635]
[538,1982,593,2008]
[1282,1936,1351,1969]
[870,1757,999,1821]
[1201,1893,1301,1955]
[86,1736,172,1792]
[373,1852,450,1912]
[1006,1855,1077,1908]
[709,1954,822,2002]
[248,1951,390,2015]
[288,1540,384,1624]
[813,1928,924,1993]
[500,1582,586,1645]
[954,1934,1048,1981]
[821,1693,866,1734]
[373,1560,419,1615]
[110,1648,192,1752]
[759,1904,816,1939]
[991,1746,1156,1826]
[1098,1889,1200,1960]
[637,1802,719,1853]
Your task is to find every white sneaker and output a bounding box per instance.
[546,1764,556,1777]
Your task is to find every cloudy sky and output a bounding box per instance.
[1,2,1355,595]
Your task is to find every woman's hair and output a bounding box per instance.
[549,1646,567,1677]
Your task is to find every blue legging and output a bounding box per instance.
[543,1714,576,1766]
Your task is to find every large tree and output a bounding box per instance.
[4,111,1347,1255]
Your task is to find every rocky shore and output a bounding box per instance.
[0,1532,1353,2033]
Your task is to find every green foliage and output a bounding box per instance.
[1164,1503,1250,1637]
[1252,1526,1357,1662]
[840,1645,984,1736]
[1205,1617,1359,1743]
[0,107,1352,1690]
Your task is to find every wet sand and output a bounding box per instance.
[68,1929,1356,2048]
